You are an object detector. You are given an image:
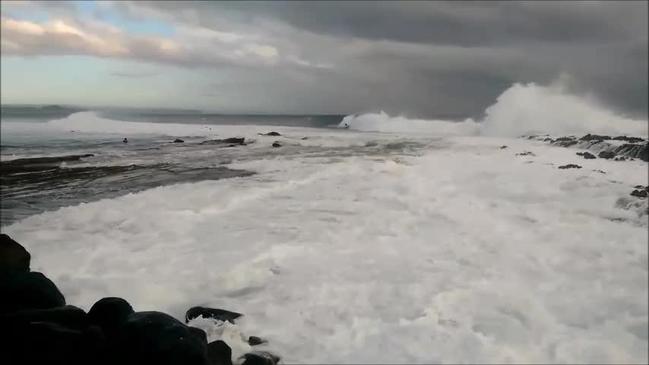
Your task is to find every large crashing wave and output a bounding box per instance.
[340,83,648,137]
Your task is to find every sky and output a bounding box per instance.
[1,1,647,118]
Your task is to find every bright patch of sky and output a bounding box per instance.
[73,1,175,36]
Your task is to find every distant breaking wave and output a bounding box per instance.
[340,82,648,137]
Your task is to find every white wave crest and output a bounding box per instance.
[340,83,648,137]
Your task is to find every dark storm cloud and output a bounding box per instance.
[1,1,647,117]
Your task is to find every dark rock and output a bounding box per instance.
[631,189,648,198]
[272,142,282,148]
[0,233,30,272]
[634,185,647,190]
[188,326,208,344]
[123,138,128,144]
[576,152,596,159]
[543,137,553,142]
[301,137,308,140]
[558,164,582,169]
[500,145,508,149]
[173,139,185,143]
[207,340,232,365]
[3,305,88,330]
[612,136,645,143]
[0,271,65,314]
[200,138,245,146]
[516,151,535,156]
[6,319,106,365]
[111,311,209,365]
[248,336,267,346]
[614,143,648,162]
[0,154,95,174]
[598,151,616,159]
[88,297,134,338]
[614,156,627,161]
[241,351,280,365]
[580,134,611,141]
[260,132,281,136]
[185,306,242,324]
[553,137,578,147]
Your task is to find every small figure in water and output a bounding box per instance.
[123,138,128,144]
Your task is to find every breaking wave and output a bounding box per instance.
[340,82,648,137]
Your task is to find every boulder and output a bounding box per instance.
[558,164,582,169]
[207,340,232,365]
[173,139,185,143]
[185,306,242,324]
[598,151,616,159]
[0,271,65,314]
[272,142,282,148]
[576,152,596,159]
[3,305,88,330]
[88,297,134,338]
[0,233,30,272]
[111,311,209,365]
[631,189,648,198]
[241,351,280,365]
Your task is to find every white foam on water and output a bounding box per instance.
[4,134,647,363]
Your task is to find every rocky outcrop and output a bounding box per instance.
[598,151,616,159]
[0,154,95,174]
[0,234,280,365]
[528,134,648,162]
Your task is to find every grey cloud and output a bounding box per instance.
[1,1,647,118]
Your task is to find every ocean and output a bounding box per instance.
[1,83,647,363]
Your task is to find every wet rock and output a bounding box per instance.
[185,306,242,324]
[614,143,648,162]
[248,336,267,346]
[272,142,282,148]
[576,152,596,159]
[200,138,245,146]
[260,132,281,136]
[301,137,308,140]
[207,340,232,365]
[188,327,208,344]
[123,138,128,144]
[241,351,280,365]
[558,164,582,169]
[553,137,578,147]
[516,151,535,156]
[580,134,611,142]
[111,311,209,365]
[173,139,185,143]
[500,145,508,149]
[88,297,134,338]
[3,305,88,330]
[593,169,606,174]
[0,271,65,314]
[614,156,627,161]
[612,136,645,143]
[0,154,95,174]
[0,233,30,272]
[598,151,616,159]
[631,189,648,198]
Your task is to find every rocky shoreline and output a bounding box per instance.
[526,133,648,162]
[1,233,280,365]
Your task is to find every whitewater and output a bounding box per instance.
[1,83,647,363]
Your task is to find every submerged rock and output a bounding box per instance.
[185,306,243,324]
[260,132,281,136]
[0,233,30,272]
[272,142,282,148]
[558,164,582,169]
[173,139,185,143]
[200,138,245,146]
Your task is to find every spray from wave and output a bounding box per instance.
[340,82,648,137]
